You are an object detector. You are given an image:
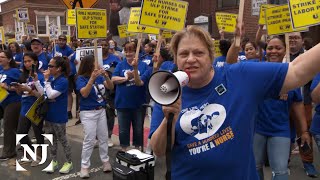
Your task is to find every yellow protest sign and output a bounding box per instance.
[215,12,238,33]
[139,0,189,31]
[214,40,222,57]
[25,95,45,125]
[127,7,160,34]
[66,35,71,44]
[0,87,8,103]
[266,5,308,35]
[162,30,173,38]
[117,25,136,38]
[67,9,76,26]
[259,4,276,25]
[76,8,107,39]
[0,27,5,44]
[288,0,320,29]
[8,38,15,44]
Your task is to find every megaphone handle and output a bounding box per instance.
[165,112,174,180]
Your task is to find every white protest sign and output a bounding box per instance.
[49,23,59,40]
[75,46,103,71]
[252,0,267,16]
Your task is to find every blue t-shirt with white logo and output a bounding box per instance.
[76,75,106,111]
[46,75,68,123]
[141,54,153,67]
[20,72,45,116]
[13,52,23,63]
[112,58,148,109]
[103,54,121,71]
[310,73,320,135]
[38,52,52,71]
[255,88,302,138]
[54,45,74,57]
[150,62,288,180]
[0,68,21,107]
[213,55,226,68]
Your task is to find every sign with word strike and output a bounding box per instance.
[139,0,188,31]
[118,25,136,38]
[259,4,276,24]
[288,0,320,28]
[76,8,107,39]
[127,7,160,34]
[215,12,238,33]
[67,9,76,26]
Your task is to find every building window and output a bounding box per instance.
[218,0,240,8]
[36,14,69,36]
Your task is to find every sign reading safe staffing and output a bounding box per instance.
[76,8,107,39]
[139,0,188,31]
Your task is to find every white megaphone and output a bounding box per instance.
[148,70,190,106]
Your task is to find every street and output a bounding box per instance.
[0,116,320,180]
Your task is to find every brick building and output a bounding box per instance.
[0,0,109,43]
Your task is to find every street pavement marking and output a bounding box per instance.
[52,166,104,180]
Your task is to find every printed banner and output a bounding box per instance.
[75,46,103,70]
[67,9,76,26]
[288,0,320,28]
[214,40,222,57]
[216,12,238,33]
[76,8,107,39]
[259,4,276,25]
[16,8,29,22]
[117,25,136,38]
[139,0,188,31]
[25,95,45,126]
[266,5,308,35]
[127,7,159,34]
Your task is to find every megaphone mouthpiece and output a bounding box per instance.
[160,77,178,93]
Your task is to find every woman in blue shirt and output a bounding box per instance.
[15,52,45,166]
[0,50,21,161]
[111,42,149,151]
[149,25,320,180]
[8,42,23,66]
[43,56,73,174]
[76,55,113,178]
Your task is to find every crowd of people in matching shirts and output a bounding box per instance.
[0,22,320,179]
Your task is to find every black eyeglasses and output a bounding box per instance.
[48,65,56,68]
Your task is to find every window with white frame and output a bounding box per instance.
[36,13,69,36]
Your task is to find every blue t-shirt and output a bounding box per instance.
[54,45,74,57]
[150,62,288,180]
[13,52,23,63]
[255,88,302,138]
[141,54,153,67]
[112,58,149,109]
[38,52,52,71]
[103,54,121,71]
[310,73,320,134]
[76,75,107,111]
[46,75,68,123]
[20,72,45,116]
[69,53,77,76]
[0,68,21,107]
[213,55,227,68]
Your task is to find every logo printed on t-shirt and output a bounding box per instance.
[180,103,226,140]
[0,74,7,82]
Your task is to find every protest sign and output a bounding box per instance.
[67,9,76,26]
[214,40,222,57]
[266,5,308,35]
[139,0,188,31]
[26,25,36,36]
[16,8,29,22]
[288,0,320,28]
[15,32,22,43]
[162,30,173,38]
[8,38,15,44]
[75,46,103,70]
[118,25,136,38]
[0,87,8,103]
[49,23,59,40]
[0,27,4,44]
[252,0,267,15]
[216,12,238,33]
[76,8,107,39]
[127,7,159,34]
[259,4,276,25]
[25,95,45,125]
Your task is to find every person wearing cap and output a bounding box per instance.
[54,35,76,120]
[30,38,52,71]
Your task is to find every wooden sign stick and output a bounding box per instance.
[94,39,99,69]
[235,0,245,47]
[285,33,290,63]
[153,29,163,70]
[134,33,143,61]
